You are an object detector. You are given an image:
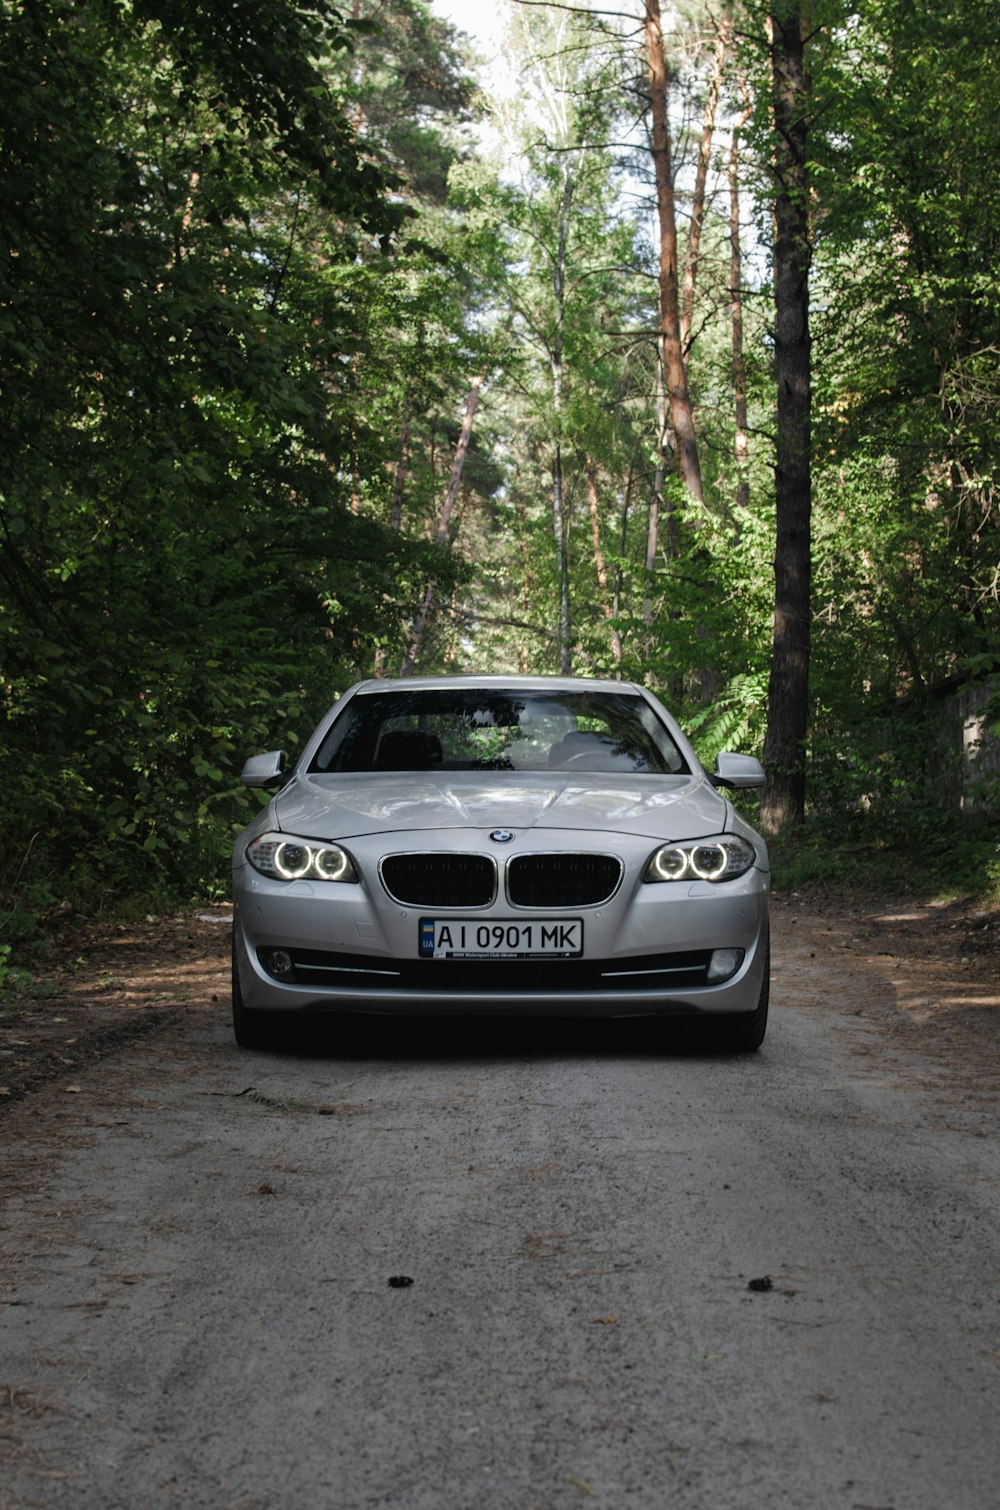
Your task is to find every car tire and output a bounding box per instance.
[710,936,770,1053]
[231,937,275,1051]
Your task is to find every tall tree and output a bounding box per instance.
[680,16,732,357]
[400,372,485,674]
[728,82,753,514]
[644,0,705,506]
[760,0,813,831]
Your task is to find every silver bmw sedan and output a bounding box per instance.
[231,675,770,1051]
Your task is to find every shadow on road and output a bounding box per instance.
[241,1013,761,1063]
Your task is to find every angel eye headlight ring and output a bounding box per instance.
[246,833,358,884]
[644,835,756,884]
[690,844,728,880]
[274,842,312,880]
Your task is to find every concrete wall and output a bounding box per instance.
[942,678,1000,814]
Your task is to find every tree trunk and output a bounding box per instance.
[434,376,482,548]
[645,0,704,507]
[550,168,575,675]
[516,496,533,674]
[760,3,812,832]
[587,458,622,668]
[400,374,483,676]
[612,464,634,680]
[349,350,362,516]
[729,86,752,514]
[680,19,731,357]
[389,401,412,532]
[551,444,572,674]
[644,351,666,648]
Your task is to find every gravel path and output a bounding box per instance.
[1,895,998,1508]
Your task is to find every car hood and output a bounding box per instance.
[272,771,731,841]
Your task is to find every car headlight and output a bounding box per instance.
[644,835,756,884]
[246,832,358,883]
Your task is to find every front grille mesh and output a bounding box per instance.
[380,853,495,908]
[507,854,622,908]
[379,851,622,908]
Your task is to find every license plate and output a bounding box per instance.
[419,918,583,959]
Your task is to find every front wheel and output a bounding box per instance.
[232,937,277,1051]
[708,937,770,1052]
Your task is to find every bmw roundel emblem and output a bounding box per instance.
[489,828,515,843]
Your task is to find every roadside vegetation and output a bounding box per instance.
[1,0,998,952]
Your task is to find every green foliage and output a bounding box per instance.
[0,0,479,922]
[1,0,997,924]
[686,671,771,766]
[789,0,1000,836]
[769,815,1000,909]
[0,942,34,995]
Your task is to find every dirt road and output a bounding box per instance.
[1,895,999,1509]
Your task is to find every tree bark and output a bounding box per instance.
[587,458,622,667]
[645,0,704,507]
[550,168,575,675]
[389,400,412,532]
[760,3,812,832]
[349,350,362,516]
[551,444,572,674]
[434,376,482,548]
[680,18,731,357]
[729,86,752,514]
[516,496,534,674]
[400,374,483,676]
[612,464,634,680]
[644,350,666,649]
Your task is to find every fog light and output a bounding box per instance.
[266,949,294,978]
[707,948,744,983]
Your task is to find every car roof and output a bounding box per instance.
[349,675,647,697]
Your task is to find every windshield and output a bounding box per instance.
[310,689,688,776]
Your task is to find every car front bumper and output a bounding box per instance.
[232,838,770,1018]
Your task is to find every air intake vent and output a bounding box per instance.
[507,854,622,908]
[380,853,496,908]
[260,948,712,992]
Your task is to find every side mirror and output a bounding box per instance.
[710,752,765,790]
[240,750,288,789]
